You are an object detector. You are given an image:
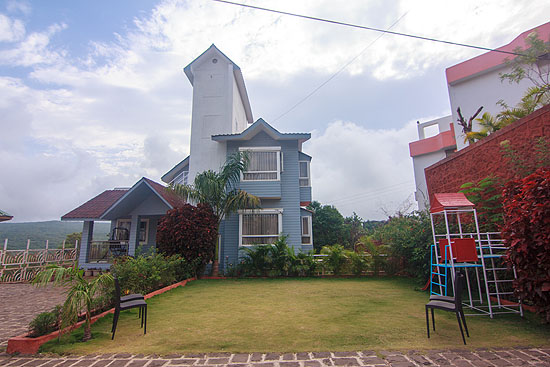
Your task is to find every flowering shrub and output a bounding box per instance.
[156,203,218,277]
[502,167,550,322]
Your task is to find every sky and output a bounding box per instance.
[0,0,549,223]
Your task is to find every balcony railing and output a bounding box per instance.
[88,241,129,263]
[170,171,188,186]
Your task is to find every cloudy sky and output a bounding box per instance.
[0,0,548,222]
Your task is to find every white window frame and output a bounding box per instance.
[301,216,312,245]
[299,161,311,187]
[238,208,283,246]
[116,218,149,244]
[239,146,281,182]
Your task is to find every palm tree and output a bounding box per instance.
[170,151,260,275]
[33,265,113,341]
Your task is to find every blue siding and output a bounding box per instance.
[300,187,312,202]
[240,181,281,198]
[220,130,312,271]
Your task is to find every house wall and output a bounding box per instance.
[232,76,248,133]
[425,104,550,205]
[188,53,238,181]
[220,132,307,270]
[448,65,535,150]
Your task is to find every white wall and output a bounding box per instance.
[412,150,447,211]
[448,65,534,150]
[188,52,245,181]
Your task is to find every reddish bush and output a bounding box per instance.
[502,167,550,322]
[156,203,218,277]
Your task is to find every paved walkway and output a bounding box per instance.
[0,283,67,348]
[1,348,549,367]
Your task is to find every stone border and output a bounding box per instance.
[6,279,196,355]
[1,347,550,367]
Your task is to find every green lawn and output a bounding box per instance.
[42,277,550,354]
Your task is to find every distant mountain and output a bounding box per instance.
[0,221,110,250]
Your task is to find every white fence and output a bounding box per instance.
[0,239,77,283]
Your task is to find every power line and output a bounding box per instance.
[273,9,410,122]
[212,0,527,58]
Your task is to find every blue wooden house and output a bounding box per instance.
[62,45,313,271]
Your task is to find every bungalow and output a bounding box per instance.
[62,45,313,271]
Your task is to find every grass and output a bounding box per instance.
[41,277,550,354]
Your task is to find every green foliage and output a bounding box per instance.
[32,265,113,341]
[466,32,549,144]
[342,212,367,250]
[62,232,81,249]
[112,252,193,295]
[307,201,345,252]
[237,236,317,277]
[156,203,218,277]
[459,176,503,231]
[320,244,348,275]
[371,210,432,283]
[500,137,550,178]
[28,305,62,337]
[357,235,387,276]
[348,251,368,276]
[502,167,550,322]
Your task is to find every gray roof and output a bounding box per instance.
[212,118,310,143]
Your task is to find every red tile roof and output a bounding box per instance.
[144,178,186,208]
[61,189,128,220]
[430,193,475,213]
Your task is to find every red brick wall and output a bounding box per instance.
[425,104,550,204]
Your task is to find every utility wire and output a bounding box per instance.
[212,0,527,58]
[273,9,409,122]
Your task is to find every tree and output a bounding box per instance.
[33,265,113,341]
[343,212,366,250]
[170,152,260,274]
[156,204,219,277]
[307,201,345,253]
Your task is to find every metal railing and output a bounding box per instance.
[170,171,189,186]
[88,241,129,263]
[0,239,77,283]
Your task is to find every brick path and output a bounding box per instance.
[0,283,67,348]
[1,348,549,367]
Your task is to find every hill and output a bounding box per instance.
[0,221,110,250]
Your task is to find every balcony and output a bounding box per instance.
[88,241,129,263]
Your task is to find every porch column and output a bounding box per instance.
[128,214,140,256]
[80,221,94,266]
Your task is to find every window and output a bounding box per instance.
[301,216,312,244]
[239,209,283,246]
[240,147,281,181]
[116,218,149,243]
[299,161,310,187]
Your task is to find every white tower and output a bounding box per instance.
[184,45,253,181]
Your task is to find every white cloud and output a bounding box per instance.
[307,120,418,219]
[0,0,549,221]
[0,13,25,42]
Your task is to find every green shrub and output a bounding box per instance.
[290,252,317,276]
[28,305,62,337]
[349,252,368,275]
[112,252,193,294]
[372,210,432,283]
[320,244,348,275]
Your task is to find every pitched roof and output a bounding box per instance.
[184,44,253,123]
[61,178,185,221]
[61,189,128,220]
[430,193,475,213]
[161,156,189,184]
[0,209,13,222]
[143,178,186,208]
[212,118,311,143]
